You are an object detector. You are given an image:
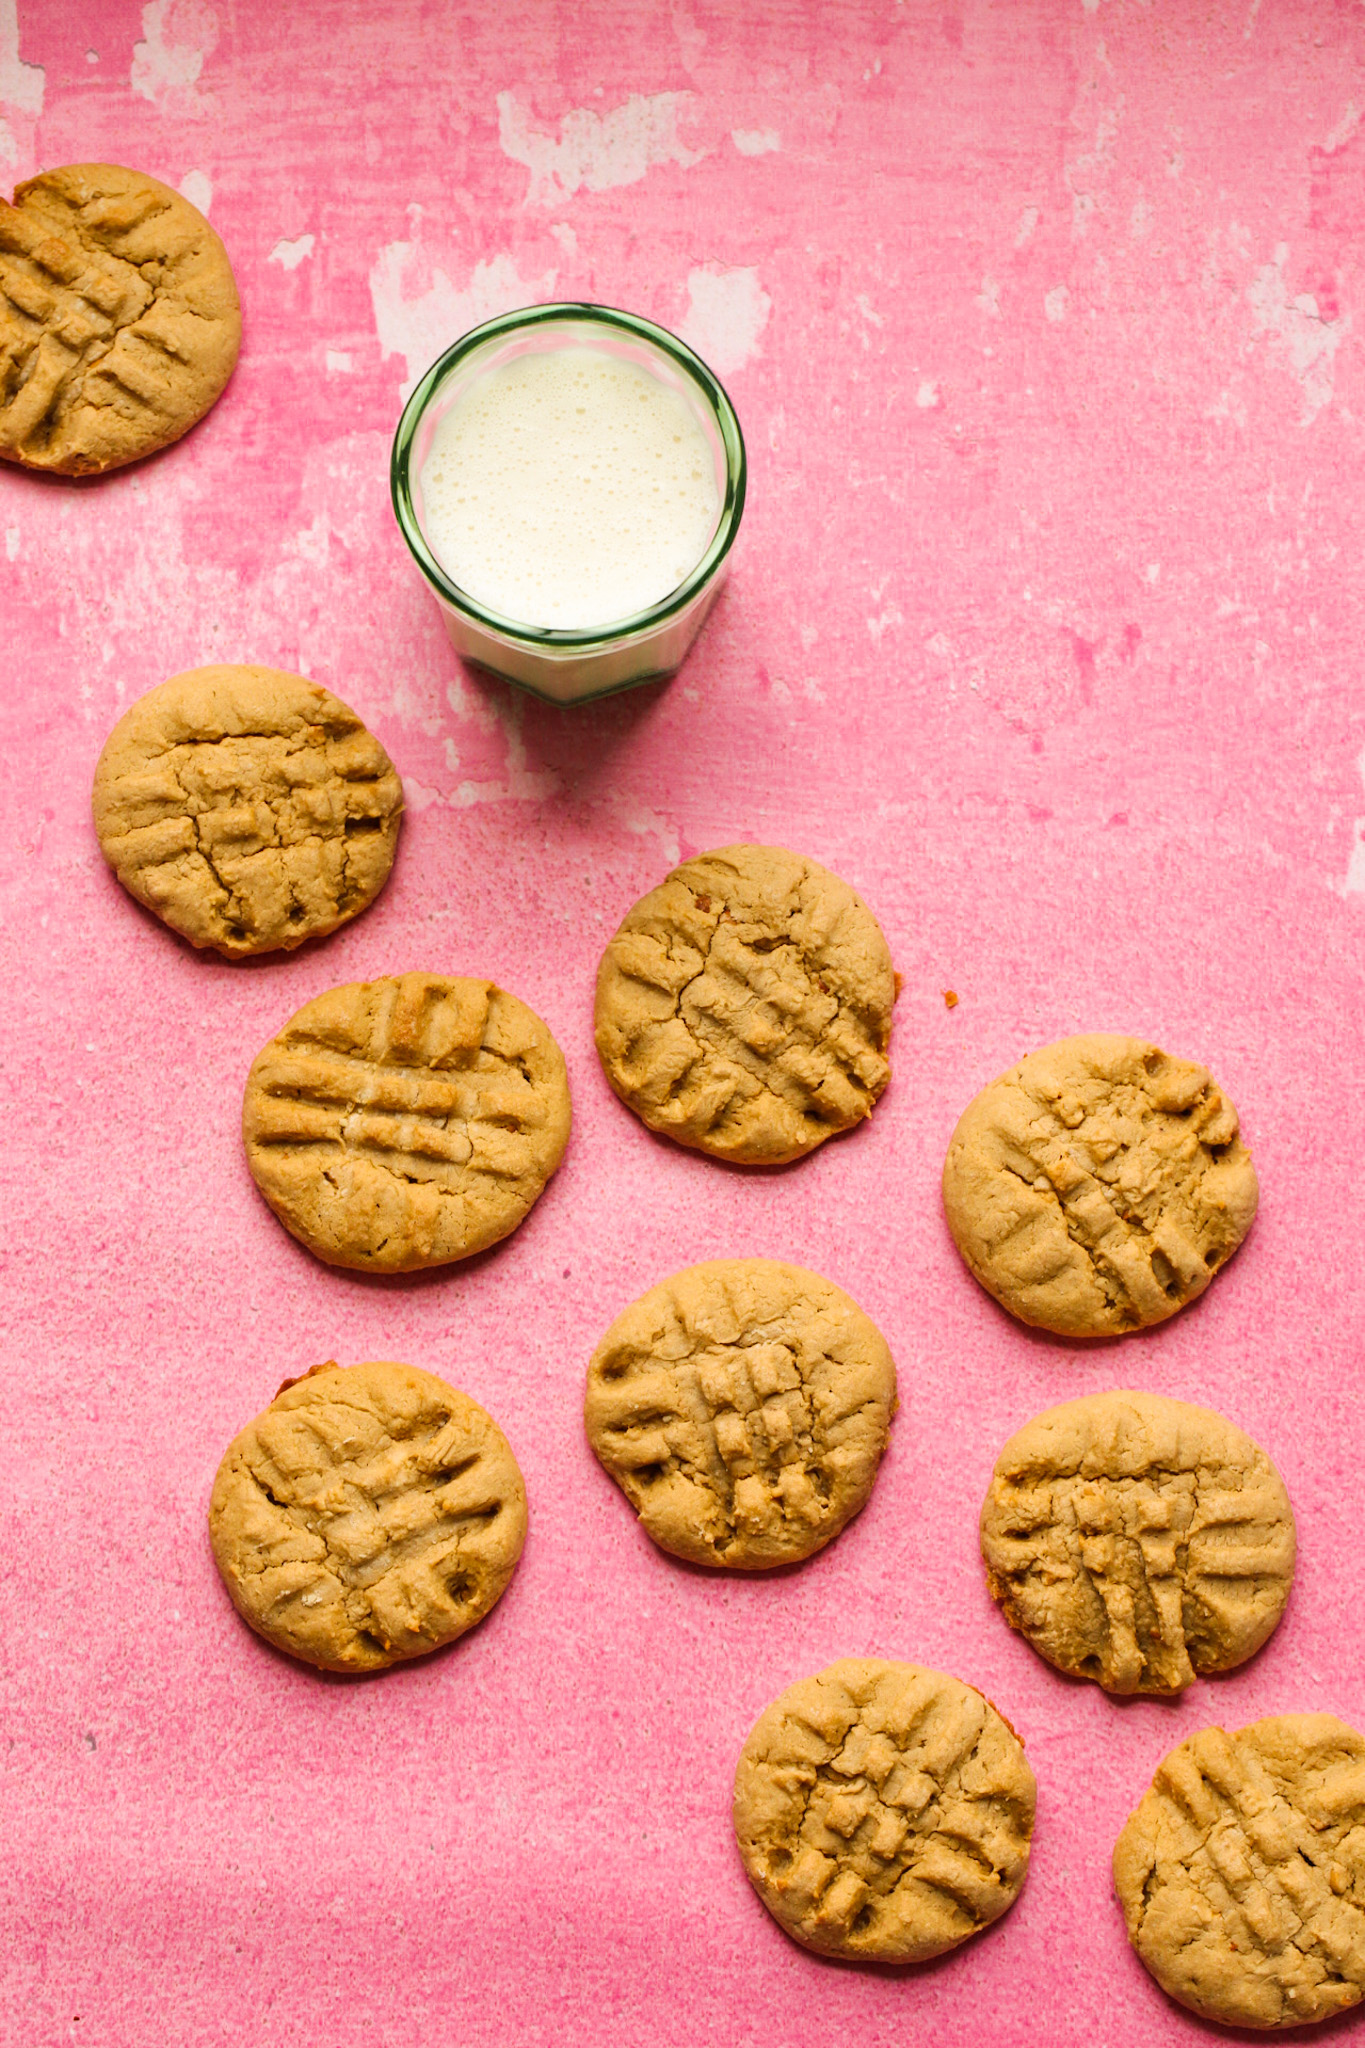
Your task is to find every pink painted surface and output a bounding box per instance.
[3,2,1365,2042]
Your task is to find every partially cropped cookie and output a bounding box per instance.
[93,666,403,956]
[594,844,895,1165]
[210,1360,526,1672]
[585,1260,897,1569]
[1,163,240,474]
[734,1659,1035,1962]
[981,1392,1295,1695]
[1114,1716,1365,2029]
[243,973,571,1272]
[942,1034,1258,1336]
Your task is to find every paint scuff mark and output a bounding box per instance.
[269,234,314,271]
[0,0,44,113]
[132,0,217,113]
[731,128,779,156]
[497,90,701,207]
[1044,285,1070,322]
[369,243,556,399]
[1345,748,1365,897]
[178,169,212,214]
[1248,244,1349,424]
[678,266,770,376]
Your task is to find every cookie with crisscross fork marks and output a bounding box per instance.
[981,1392,1295,1695]
[942,1034,1259,1336]
[1,163,240,474]
[594,845,896,1164]
[93,667,403,956]
[734,1659,1036,1961]
[1114,1716,1365,2028]
[242,973,571,1271]
[210,1360,526,1671]
[586,1260,896,1568]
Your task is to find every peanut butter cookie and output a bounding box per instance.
[942,1034,1258,1336]
[585,1259,897,1569]
[93,666,403,956]
[209,1360,526,1672]
[734,1659,1036,1962]
[594,844,895,1165]
[1114,1716,1365,2028]
[981,1391,1295,1695]
[242,973,571,1272]
[1,163,240,474]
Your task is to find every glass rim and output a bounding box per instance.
[389,301,747,649]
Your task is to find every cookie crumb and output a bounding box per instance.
[943,989,959,1008]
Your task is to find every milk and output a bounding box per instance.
[417,346,722,631]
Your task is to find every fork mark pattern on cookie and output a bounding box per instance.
[735,1661,1036,1962]
[1115,1718,1365,2028]
[0,167,239,473]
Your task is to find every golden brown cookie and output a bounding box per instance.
[0,163,240,474]
[209,1360,526,1673]
[585,1259,897,1569]
[942,1033,1258,1336]
[93,666,403,957]
[242,973,571,1272]
[594,844,895,1165]
[1114,1716,1365,2029]
[734,1659,1036,1962]
[981,1391,1295,1695]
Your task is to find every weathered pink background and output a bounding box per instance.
[3,1,1365,2041]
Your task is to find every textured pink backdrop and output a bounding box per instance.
[4,1,1365,2043]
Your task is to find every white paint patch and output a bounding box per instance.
[603,795,680,868]
[132,0,218,112]
[5,524,18,559]
[178,169,212,214]
[1345,749,1365,896]
[369,244,556,399]
[1015,206,1039,247]
[269,234,314,271]
[0,0,45,114]
[1044,285,1070,322]
[732,127,779,156]
[0,115,16,165]
[915,379,939,407]
[1144,561,1160,584]
[497,90,701,207]
[677,266,770,377]
[977,275,1000,317]
[1325,102,1360,153]
[1248,244,1349,424]
[325,350,352,373]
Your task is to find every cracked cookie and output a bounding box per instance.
[942,1033,1258,1336]
[734,1659,1035,1961]
[585,1259,897,1569]
[593,844,895,1165]
[1,163,240,474]
[93,666,404,956]
[209,1360,526,1672]
[981,1391,1295,1695]
[1114,1715,1365,2029]
[242,972,571,1272]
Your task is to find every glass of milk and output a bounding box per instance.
[390,304,746,704]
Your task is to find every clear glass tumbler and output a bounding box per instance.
[390,303,746,706]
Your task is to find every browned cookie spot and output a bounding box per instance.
[734,1659,1035,1962]
[1114,1716,1365,2028]
[0,163,240,474]
[208,1361,527,1673]
[594,844,896,1165]
[586,1260,897,1569]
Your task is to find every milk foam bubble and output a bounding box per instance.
[418,346,721,631]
